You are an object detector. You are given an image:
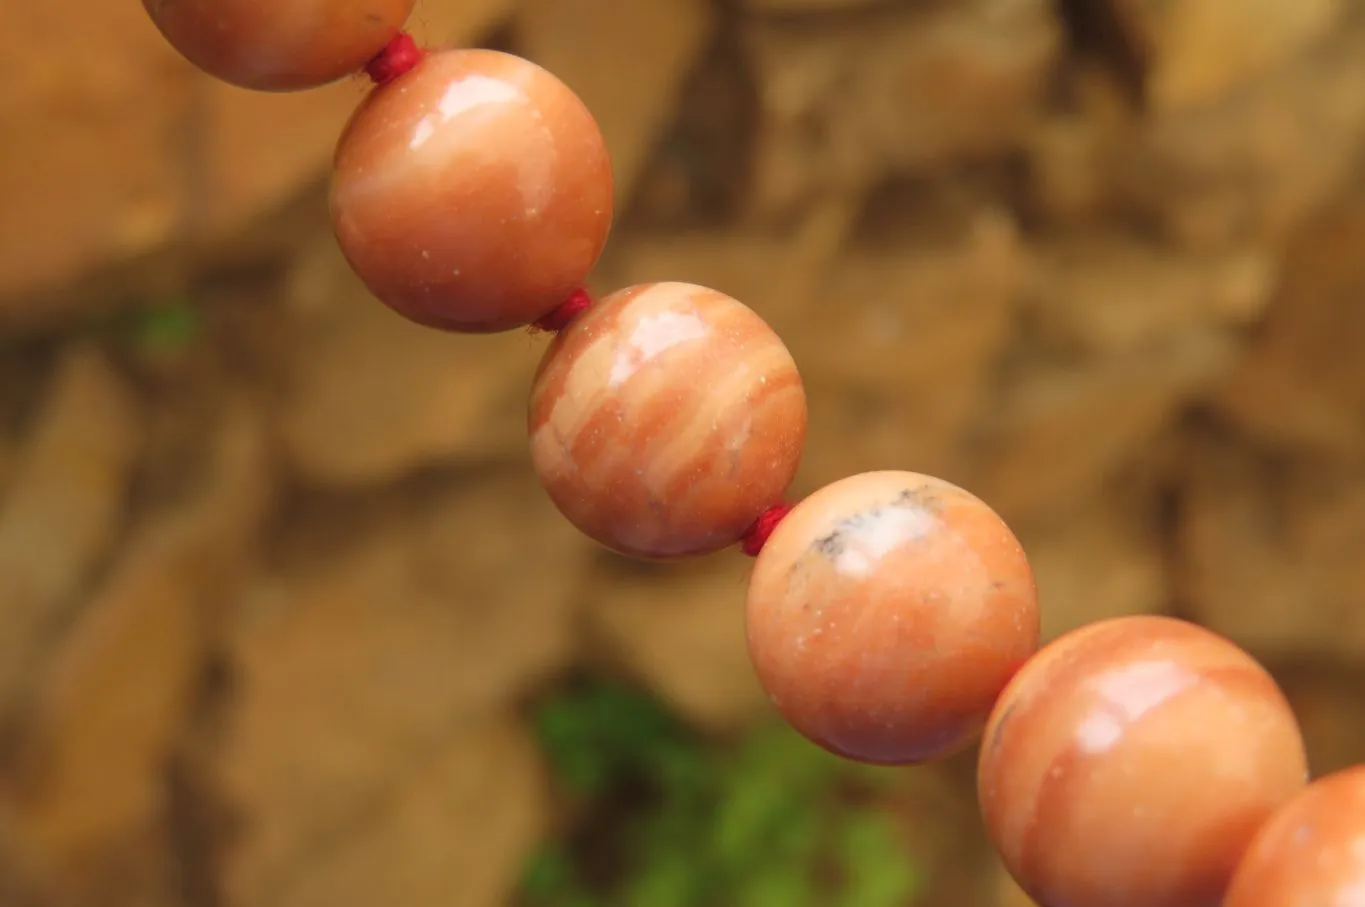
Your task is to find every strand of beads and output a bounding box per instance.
[141,4,1364,906]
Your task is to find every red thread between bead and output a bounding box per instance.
[365,33,424,85]
[531,288,594,333]
[741,502,795,557]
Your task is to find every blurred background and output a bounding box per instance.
[3,0,1365,905]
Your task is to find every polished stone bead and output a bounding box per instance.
[528,282,806,559]
[1224,765,1365,907]
[143,0,414,91]
[331,49,613,333]
[979,615,1309,907]
[746,470,1040,765]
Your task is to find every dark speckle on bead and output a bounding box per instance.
[811,487,941,560]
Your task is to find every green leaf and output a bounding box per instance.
[534,696,609,797]
[122,301,202,352]
[649,742,710,803]
[769,804,821,861]
[520,843,600,907]
[733,861,817,907]
[622,848,706,907]
[563,896,607,907]
[832,813,921,907]
[732,723,842,794]
[527,685,926,907]
[712,775,791,869]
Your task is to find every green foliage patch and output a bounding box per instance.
[77,296,203,353]
[523,680,921,907]
[119,299,202,352]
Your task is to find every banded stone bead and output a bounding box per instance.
[528,282,806,559]
[1224,765,1365,907]
[746,471,1040,765]
[331,49,614,333]
[979,615,1309,907]
[143,0,414,91]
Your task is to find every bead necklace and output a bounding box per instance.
[140,3,1365,906]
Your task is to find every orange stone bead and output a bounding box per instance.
[979,615,1309,907]
[330,49,614,333]
[1224,765,1365,907]
[528,282,805,559]
[745,471,1039,765]
[142,0,414,91]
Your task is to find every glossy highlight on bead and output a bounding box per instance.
[746,471,1040,765]
[528,282,807,559]
[979,615,1309,907]
[331,48,614,333]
